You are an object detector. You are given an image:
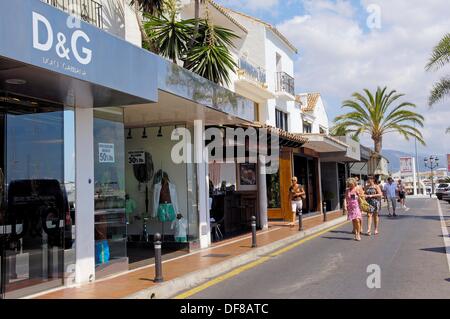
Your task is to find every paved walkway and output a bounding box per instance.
[182,199,450,299]
[31,211,344,299]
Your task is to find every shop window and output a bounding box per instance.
[275,109,288,131]
[266,170,281,208]
[124,125,198,265]
[1,93,66,297]
[93,108,127,273]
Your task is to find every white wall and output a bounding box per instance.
[312,96,330,134]
[100,0,142,47]
[265,30,296,131]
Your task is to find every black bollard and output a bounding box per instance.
[153,233,163,283]
[323,201,327,222]
[298,207,303,231]
[251,216,257,248]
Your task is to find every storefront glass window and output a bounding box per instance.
[93,108,127,274]
[266,170,281,209]
[1,93,65,298]
[124,125,198,263]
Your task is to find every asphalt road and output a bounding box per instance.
[186,198,450,299]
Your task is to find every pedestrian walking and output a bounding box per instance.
[289,176,305,226]
[397,179,409,210]
[364,176,383,235]
[351,176,365,234]
[344,178,362,241]
[383,177,398,217]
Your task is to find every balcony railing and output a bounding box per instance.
[42,0,103,29]
[238,57,267,86]
[275,72,295,96]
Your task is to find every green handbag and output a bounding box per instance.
[358,195,370,213]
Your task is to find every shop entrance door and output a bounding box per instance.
[0,94,65,298]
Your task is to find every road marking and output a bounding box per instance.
[437,200,450,273]
[174,221,350,299]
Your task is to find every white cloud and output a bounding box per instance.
[277,0,450,154]
[217,0,279,11]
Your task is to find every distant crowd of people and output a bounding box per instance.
[344,176,409,241]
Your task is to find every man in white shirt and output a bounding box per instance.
[383,177,398,217]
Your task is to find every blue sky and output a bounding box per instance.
[215,0,450,157]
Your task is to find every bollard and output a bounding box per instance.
[251,216,257,248]
[323,201,327,222]
[298,208,303,231]
[153,233,163,283]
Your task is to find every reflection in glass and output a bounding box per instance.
[93,108,127,274]
[266,170,281,209]
[1,93,65,298]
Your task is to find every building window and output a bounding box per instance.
[303,121,312,133]
[276,109,288,131]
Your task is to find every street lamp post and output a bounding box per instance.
[424,156,439,198]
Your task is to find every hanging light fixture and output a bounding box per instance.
[157,126,163,137]
[142,127,148,139]
[127,128,132,139]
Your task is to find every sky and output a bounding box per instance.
[216,0,450,156]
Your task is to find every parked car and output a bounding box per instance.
[442,190,450,203]
[436,183,450,200]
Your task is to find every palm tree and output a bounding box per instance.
[332,86,425,154]
[130,0,165,50]
[184,18,238,85]
[426,33,450,133]
[143,1,195,63]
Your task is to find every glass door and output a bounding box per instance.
[1,111,6,298]
[0,93,65,298]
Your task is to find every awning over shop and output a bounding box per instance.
[301,133,347,153]
[262,125,308,148]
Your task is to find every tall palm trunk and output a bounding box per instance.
[374,137,382,154]
[184,0,201,68]
[134,2,151,47]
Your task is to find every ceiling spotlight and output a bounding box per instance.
[5,79,26,85]
[142,127,148,139]
[157,126,163,137]
[127,128,132,139]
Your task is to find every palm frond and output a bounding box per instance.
[426,33,450,71]
[334,87,425,153]
[130,0,164,15]
[184,19,239,85]
[428,76,450,106]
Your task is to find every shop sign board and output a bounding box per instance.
[128,151,146,165]
[0,0,157,102]
[99,143,115,163]
[400,157,413,174]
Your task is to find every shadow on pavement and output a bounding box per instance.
[420,246,447,254]
[329,230,353,235]
[321,236,353,241]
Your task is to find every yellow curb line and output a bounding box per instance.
[174,220,350,299]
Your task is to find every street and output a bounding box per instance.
[182,198,450,299]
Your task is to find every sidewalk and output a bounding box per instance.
[30,210,347,299]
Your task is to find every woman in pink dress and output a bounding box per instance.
[344,178,362,241]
